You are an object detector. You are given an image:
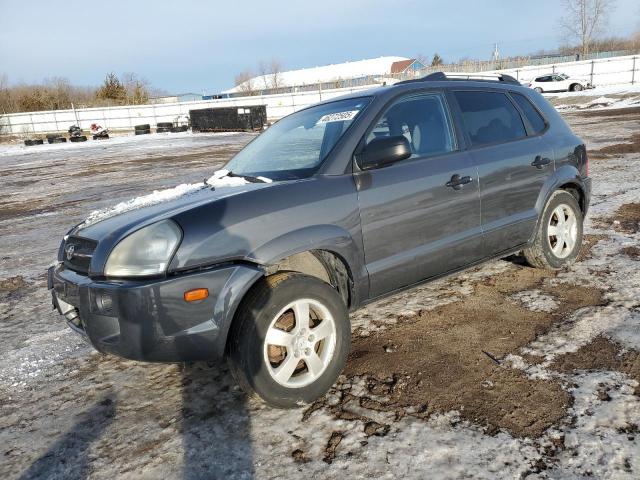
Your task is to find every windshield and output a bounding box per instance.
[225,97,371,180]
[559,73,569,79]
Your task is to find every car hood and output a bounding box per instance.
[72,182,274,242]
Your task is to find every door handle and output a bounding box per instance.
[446,174,472,190]
[531,155,551,169]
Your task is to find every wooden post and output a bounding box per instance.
[590,61,595,86]
[6,112,12,135]
[632,56,637,85]
[71,103,80,128]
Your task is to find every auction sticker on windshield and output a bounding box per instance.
[317,110,360,124]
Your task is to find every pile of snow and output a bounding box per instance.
[78,169,271,228]
[556,94,640,111]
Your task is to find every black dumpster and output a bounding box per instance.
[189,105,266,132]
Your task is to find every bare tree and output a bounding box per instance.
[234,70,257,95]
[560,0,616,56]
[256,59,284,92]
[121,72,150,105]
[269,58,283,92]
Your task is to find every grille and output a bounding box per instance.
[63,236,97,274]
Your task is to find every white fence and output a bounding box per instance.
[486,53,639,86]
[0,85,372,136]
[1,54,639,136]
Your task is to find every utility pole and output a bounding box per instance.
[492,43,500,62]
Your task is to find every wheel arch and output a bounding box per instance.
[530,166,588,244]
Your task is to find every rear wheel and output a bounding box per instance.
[227,272,350,408]
[571,83,583,92]
[523,190,583,270]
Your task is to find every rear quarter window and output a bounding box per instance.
[510,92,547,134]
[454,91,526,147]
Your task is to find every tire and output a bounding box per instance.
[170,125,188,133]
[523,190,583,270]
[50,137,66,143]
[33,139,44,145]
[157,122,173,128]
[134,124,150,131]
[571,83,583,92]
[227,272,350,408]
[93,134,109,140]
[70,135,87,142]
[534,87,543,93]
[24,139,35,146]
[156,127,171,133]
[135,129,151,135]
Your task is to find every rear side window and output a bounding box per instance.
[454,91,526,147]
[511,92,547,134]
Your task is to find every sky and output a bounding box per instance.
[0,0,638,94]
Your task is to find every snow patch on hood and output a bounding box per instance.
[77,169,271,228]
[204,169,272,187]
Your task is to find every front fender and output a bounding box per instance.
[248,224,368,307]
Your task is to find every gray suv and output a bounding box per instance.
[49,73,591,407]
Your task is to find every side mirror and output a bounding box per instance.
[357,135,412,170]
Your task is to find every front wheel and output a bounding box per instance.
[227,272,350,408]
[534,87,543,93]
[523,190,583,270]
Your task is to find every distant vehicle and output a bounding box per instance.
[527,74,593,93]
[49,72,591,408]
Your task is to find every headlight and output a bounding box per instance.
[105,220,182,277]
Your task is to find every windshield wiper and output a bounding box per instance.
[227,171,268,183]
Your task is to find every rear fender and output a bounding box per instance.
[529,165,587,243]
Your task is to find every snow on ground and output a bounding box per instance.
[0,130,245,158]
[1,107,640,479]
[547,84,640,111]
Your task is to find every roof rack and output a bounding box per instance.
[396,72,521,86]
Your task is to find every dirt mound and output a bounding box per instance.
[595,203,640,233]
[305,260,606,438]
[590,133,640,160]
[0,276,28,294]
[551,336,640,396]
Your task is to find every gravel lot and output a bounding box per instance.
[1,107,639,479]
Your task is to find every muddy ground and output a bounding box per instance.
[0,109,639,479]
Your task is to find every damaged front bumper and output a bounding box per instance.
[48,262,263,362]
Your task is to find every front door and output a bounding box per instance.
[355,92,482,298]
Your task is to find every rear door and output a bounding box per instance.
[355,91,482,298]
[452,90,554,257]
[552,75,570,91]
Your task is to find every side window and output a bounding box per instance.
[511,92,547,134]
[454,91,527,147]
[366,94,455,157]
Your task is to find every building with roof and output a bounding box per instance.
[390,58,426,75]
[224,56,423,95]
